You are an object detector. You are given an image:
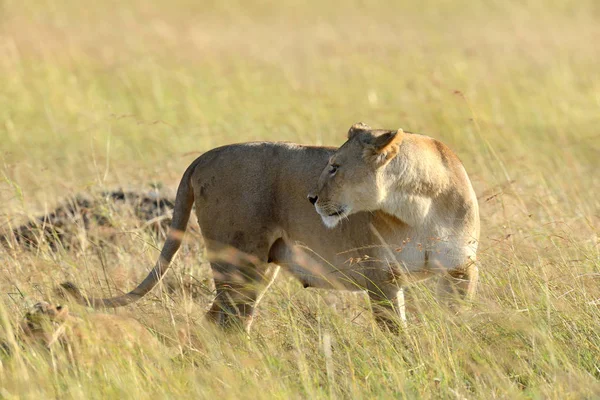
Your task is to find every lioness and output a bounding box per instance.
[62,123,479,331]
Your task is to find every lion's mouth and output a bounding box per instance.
[314,204,352,228]
[327,209,347,217]
[325,205,350,218]
[316,205,351,228]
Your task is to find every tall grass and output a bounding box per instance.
[1,0,599,398]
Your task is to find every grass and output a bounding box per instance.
[1,0,599,398]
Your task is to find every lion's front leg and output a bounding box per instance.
[367,283,407,333]
[436,260,479,310]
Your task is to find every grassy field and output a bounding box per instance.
[1,0,599,398]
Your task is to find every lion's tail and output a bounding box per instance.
[59,160,197,308]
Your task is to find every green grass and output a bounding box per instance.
[1,0,599,398]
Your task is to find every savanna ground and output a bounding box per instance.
[1,0,599,398]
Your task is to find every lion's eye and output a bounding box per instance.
[329,164,339,175]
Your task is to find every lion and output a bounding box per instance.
[18,301,166,359]
[60,123,479,332]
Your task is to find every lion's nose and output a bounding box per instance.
[308,195,318,205]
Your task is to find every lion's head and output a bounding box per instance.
[308,123,404,228]
[20,302,70,347]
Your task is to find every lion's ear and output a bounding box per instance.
[363,129,404,166]
[372,129,404,154]
[347,122,372,139]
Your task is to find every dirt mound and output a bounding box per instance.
[2,190,175,251]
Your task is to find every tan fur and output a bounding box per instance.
[61,123,479,332]
[19,302,165,358]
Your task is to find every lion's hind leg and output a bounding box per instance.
[205,262,261,332]
[204,236,280,333]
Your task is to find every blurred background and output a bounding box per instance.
[1,0,598,208]
[0,1,599,397]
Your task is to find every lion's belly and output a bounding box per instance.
[287,223,478,290]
